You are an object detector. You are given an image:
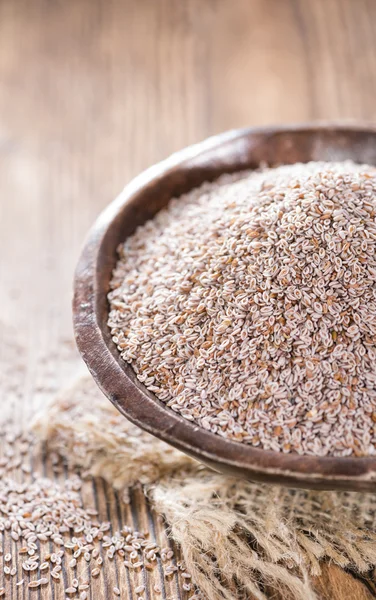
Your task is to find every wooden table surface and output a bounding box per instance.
[1,1,376,598]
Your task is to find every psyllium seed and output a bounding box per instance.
[109,161,376,457]
[135,585,145,594]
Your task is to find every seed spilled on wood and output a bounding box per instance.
[0,370,197,600]
[0,466,188,596]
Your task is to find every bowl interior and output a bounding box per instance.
[74,124,376,491]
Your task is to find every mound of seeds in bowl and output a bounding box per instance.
[108,161,376,457]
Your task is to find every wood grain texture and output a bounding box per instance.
[1,0,376,598]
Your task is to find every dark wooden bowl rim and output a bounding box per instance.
[73,123,376,490]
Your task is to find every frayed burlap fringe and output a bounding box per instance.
[33,376,376,600]
[32,374,193,501]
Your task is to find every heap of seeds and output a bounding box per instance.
[108,161,376,457]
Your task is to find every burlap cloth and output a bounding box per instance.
[28,374,376,600]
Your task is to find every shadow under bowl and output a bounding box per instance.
[73,123,376,491]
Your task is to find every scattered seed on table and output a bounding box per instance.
[0,465,153,598]
[113,587,121,596]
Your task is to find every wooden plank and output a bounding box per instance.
[1,0,376,598]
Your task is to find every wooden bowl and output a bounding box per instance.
[73,123,376,491]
